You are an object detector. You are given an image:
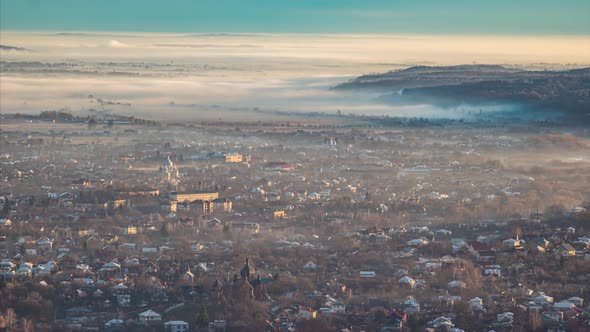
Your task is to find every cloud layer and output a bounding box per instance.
[1,32,589,120]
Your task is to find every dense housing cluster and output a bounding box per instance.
[0,112,589,332]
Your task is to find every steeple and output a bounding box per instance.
[240,258,255,280]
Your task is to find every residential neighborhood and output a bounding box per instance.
[0,111,589,331]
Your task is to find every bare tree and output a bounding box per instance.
[530,310,542,332]
[22,318,35,332]
[6,309,16,331]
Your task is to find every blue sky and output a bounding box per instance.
[1,0,589,34]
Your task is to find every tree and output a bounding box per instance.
[544,204,565,220]
[454,301,476,331]
[22,317,34,332]
[160,223,169,236]
[6,309,16,330]
[196,305,209,325]
[2,197,10,218]
[297,318,337,332]
[530,310,542,332]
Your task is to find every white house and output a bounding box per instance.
[327,301,345,313]
[534,294,554,305]
[448,280,467,289]
[398,276,416,288]
[567,296,584,307]
[16,263,33,277]
[105,319,124,328]
[164,320,189,332]
[429,317,454,329]
[469,297,483,307]
[403,297,421,314]
[553,301,575,311]
[138,309,162,322]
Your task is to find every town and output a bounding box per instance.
[0,111,589,331]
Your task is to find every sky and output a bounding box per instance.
[1,0,590,34]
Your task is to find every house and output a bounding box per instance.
[138,309,162,322]
[559,243,576,257]
[448,280,466,289]
[534,294,554,305]
[469,297,486,313]
[16,263,33,277]
[553,301,575,311]
[303,260,317,270]
[492,312,514,328]
[277,308,296,321]
[469,297,483,308]
[483,265,501,276]
[0,218,12,227]
[403,297,421,314]
[325,296,346,313]
[543,311,563,323]
[428,317,454,329]
[298,306,317,319]
[398,276,416,289]
[64,304,92,318]
[37,237,53,250]
[209,320,227,331]
[164,320,189,332]
[1,269,15,280]
[566,296,584,307]
[85,235,104,250]
[105,319,124,329]
[502,236,523,250]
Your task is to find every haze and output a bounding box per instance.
[2,32,589,120]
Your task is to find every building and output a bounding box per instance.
[224,153,243,163]
[193,200,214,215]
[121,226,137,235]
[161,156,179,183]
[264,162,294,171]
[212,198,232,212]
[106,199,129,209]
[273,210,286,220]
[360,271,376,278]
[559,243,576,257]
[138,309,162,322]
[161,201,178,213]
[502,236,523,250]
[231,223,260,234]
[164,320,189,332]
[170,191,219,202]
[298,306,318,319]
[303,260,317,270]
[0,218,12,228]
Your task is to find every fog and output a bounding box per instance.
[1,32,589,120]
